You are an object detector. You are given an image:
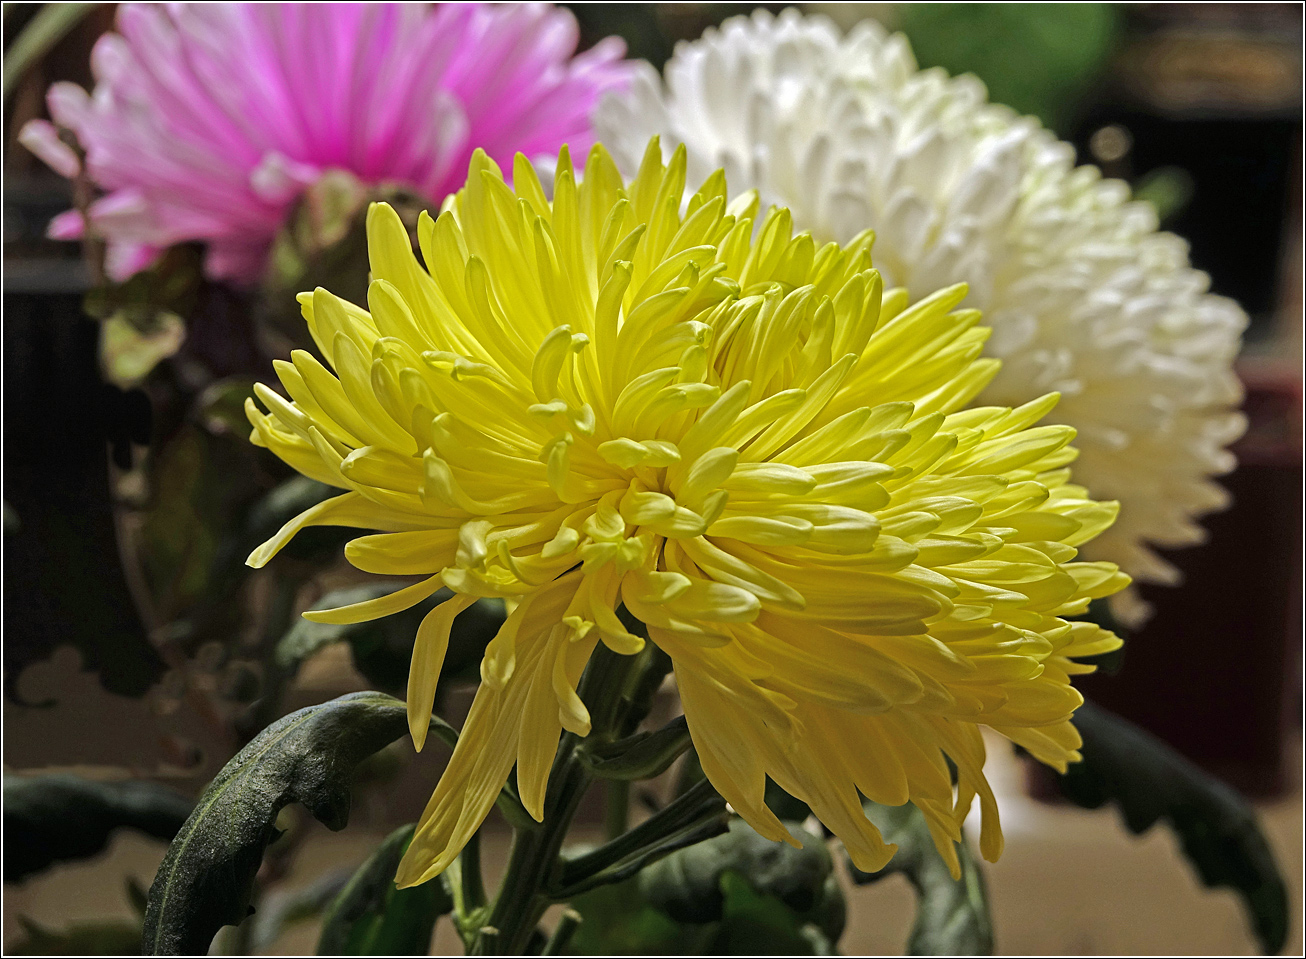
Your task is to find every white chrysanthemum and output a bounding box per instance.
[595,9,1246,621]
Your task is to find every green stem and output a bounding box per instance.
[2,3,98,106]
[604,780,630,841]
[541,909,582,956]
[552,778,726,898]
[470,643,642,955]
[474,748,590,955]
[459,827,487,914]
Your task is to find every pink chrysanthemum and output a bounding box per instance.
[19,2,634,284]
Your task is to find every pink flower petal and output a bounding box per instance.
[46,81,92,129]
[18,120,81,178]
[104,241,163,281]
[30,2,638,286]
[250,151,321,204]
[47,209,87,241]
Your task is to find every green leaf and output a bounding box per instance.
[569,879,707,956]
[188,477,339,638]
[4,775,192,883]
[554,778,729,899]
[82,245,205,326]
[1057,701,1289,954]
[317,824,452,955]
[138,428,219,617]
[848,802,993,956]
[2,3,99,105]
[248,480,353,566]
[580,715,692,781]
[277,585,503,694]
[245,867,355,952]
[898,3,1120,134]
[638,817,837,931]
[570,817,843,956]
[99,310,186,389]
[713,870,834,956]
[138,414,279,628]
[141,691,411,956]
[1132,165,1196,226]
[8,916,142,956]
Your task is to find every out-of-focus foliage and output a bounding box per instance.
[8,916,143,956]
[1059,702,1289,955]
[4,775,192,883]
[847,802,993,956]
[570,817,845,955]
[1,3,98,105]
[243,868,355,953]
[277,586,503,695]
[1133,165,1197,225]
[84,246,204,389]
[316,824,452,955]
[898,3,1121,134]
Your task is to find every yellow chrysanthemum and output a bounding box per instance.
[245,139,1127,888]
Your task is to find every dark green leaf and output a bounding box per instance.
[638,817,836,929]
[8,916,142,956]
[848,802,993,956]
[580,715,692,781]
[1057,701,1289,954]
[317,824,452,955]
[569,878,710,956]
[249,480,352,566]
[260,179,432,348]
[139,428,220,617]
[245,866,355,952]
[554,778,728,899]
[570,817,843,956]
[4,775,192,883]
[277,585,503,694]
[192,478,339,634]
[712,870,833,956]
[141,691,411,956]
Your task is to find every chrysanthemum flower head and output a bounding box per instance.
[594,9,1246,620]
[19,2,633,284]
[246,138,1127,886]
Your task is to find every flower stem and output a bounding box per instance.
[470,643,640,954]
[541,909,582,955]
[459,828,487,913]
[604,780,630,841]
[474,746,590,954]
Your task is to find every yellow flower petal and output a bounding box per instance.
[247,139,1128,886]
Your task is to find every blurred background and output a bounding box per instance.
[4,3,1302,955]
